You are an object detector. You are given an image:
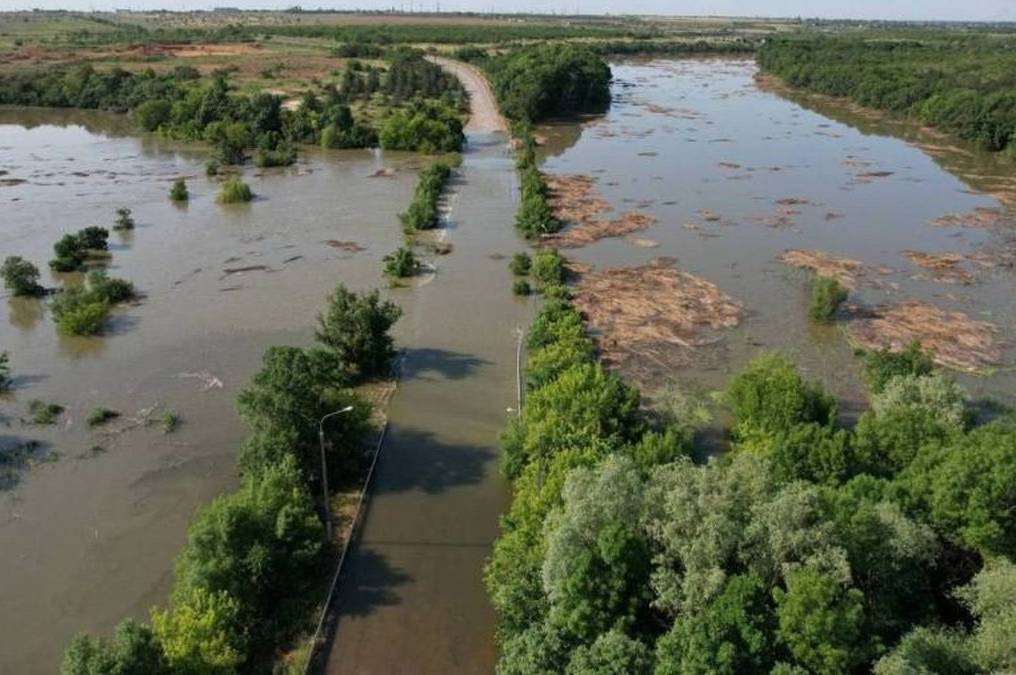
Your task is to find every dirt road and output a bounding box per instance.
[428,56,508,134]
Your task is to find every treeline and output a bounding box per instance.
[62,285,402,674]
[489,287,1016,672]
[487,43,612,123]
[512,123,559,238]
[588,38,759,56]
[758,36,1016,153]
[0,54,466,161]
[399,160,453,232]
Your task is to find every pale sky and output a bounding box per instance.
[5,0,1016,22]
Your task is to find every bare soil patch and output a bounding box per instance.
[571,258,742,384]
[846,300,1002,373]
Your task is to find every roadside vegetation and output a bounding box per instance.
[759,35,1016,154]
[61,283,400,674]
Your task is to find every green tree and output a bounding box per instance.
[113,207,135,231]
[1,256,44,296]
[863,341,934,394]
[169,178,189,202]
[565,630,652,675]
[655,574,776,675]
[773,564,868,675]
[62,619,166,675]
[873,627,978,675]
[726,353,837,442]
[151,587,243,675]
[957,559,1016,672]
[383,247,419,278]
[315,284,402,381]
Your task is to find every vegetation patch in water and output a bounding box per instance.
[216,177,253,204]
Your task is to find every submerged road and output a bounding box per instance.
[318,62,526,673]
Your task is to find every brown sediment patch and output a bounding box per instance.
[931,207,1006,229]
[776,197,814,206]
[543,212,657,249]
[856,171,894,181]
[571,258,742,382]
[369,168,396,178]
[846,300,1002,372]
[221,265,271,276]
[902,251,976,284]
[779,249,891,289]
[324,240,365,252]
[751,205,803,228]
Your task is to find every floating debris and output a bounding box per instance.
[847,300,1002,373]
[571,258,742,384]
[369,168,396,178]
[626,236,660,248]
[779,249,892,289]
[221,265,271,276]
[543,212,657,248]
[542,173,656,247]
[930,207,1006,229]
[902,251,975,284]
[177,371,224,391]
[324,240,366,252]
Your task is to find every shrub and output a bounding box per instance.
[169,178,189,202]
[86,270,136,304]
[0,351,9,391]
[62,619,165,675]
[113,207,135,231]
[158,409,179,434]
[726,352,837,441]
[509,252,531,276]
[205,159,220,177]
[383,247,420,278]
[87,407,120,427]
[51,289,110,336]
[28,399,64,425]
[863,341,934,394]
[315,284,402,382]
[1,256,44,296]
[512,279,531,296]
[532,249,565,288]
[49,228,109,272]
[808,276,848,322]
[216,177,253,204]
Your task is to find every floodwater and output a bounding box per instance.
[538,58,1016,421]
[0,107,428,673]
[3,56,1016,673]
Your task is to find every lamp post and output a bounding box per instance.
[319,405,354,541]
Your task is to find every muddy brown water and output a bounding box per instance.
[0,107,471,673]
[538,58,1016,427]
[2,56,1016,673]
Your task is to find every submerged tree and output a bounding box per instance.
[1,256,44,296]
[315,284,402,382]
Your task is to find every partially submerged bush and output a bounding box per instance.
[87,407,120,427]
[399,162,452,232]
[0,351,9,391]
[216,177,253,204]
[49,227,109,273]
[169,178,189,202]
[509,252,531,276]
[809,276,848,322]
[512,279,531,296]
[383,247,420,278]
[2,256,44,296]
[864,340,934,394]
[532,249,565,288]
[50,271,135,336]
[28,399,64,425]
[316,283,402,382]
[113,207,135,231]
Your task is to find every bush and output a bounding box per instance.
[315,284,402,382]
[169,178,189,202]
[204,159,220,177]
[87,407,120,427]
[113,207,135,231]
[509,252,531,276]
[512,279,531,296]
[1,256,44,296]
[726,352,837,441]
[49,228,109,272]
[62,619,165,675]
[0,351,10,391]
[28,399,64,425]
[51,290,110,336]
[864,341,934,394]
[216,177,253,204]
[383,247,419,278]
[809,276,847,322]
[86,270,136,304]
[532,249,565,288]
[379,102,464,153]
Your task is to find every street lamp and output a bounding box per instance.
[319,405,354,541]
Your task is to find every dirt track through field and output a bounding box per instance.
[428,56,508,134]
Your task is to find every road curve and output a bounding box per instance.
[428,56,508,134]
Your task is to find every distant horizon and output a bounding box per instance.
[6,1,1016,23]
